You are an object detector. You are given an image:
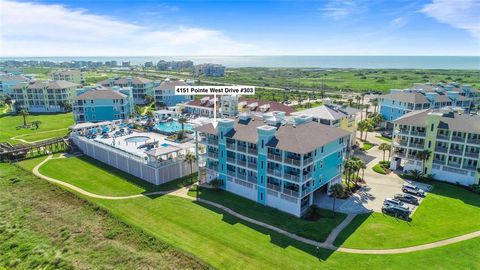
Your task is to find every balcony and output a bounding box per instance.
[226,157,236,164]
[237,145,246,153]
[248,162,257,169]
[282,189,299,197]
[226,143,236,150]
[409,143,424,149]
[267,183,281,192]
[207,138,218,145]
[433,159,445,165]
[462,164,477,171]
[467,138,480,145]
[451,136,465,143]
[465,152,479,158]
[397,129,410,135]
[248,148,258,155]
[302,187,313,197]
[393,152,407,158]
[435,147,448,153]
[410,131,426,137]
[284,157,301,167]
[207,152,218,159]
[268,153,283,162]
[303,157,313,165]
[303,171,313,181]
[449,149,464,156]
[447,162,461,168]
[436,134,450,141]
[237,173,246,180]
[247,175,257,183]
[267,168,282,177]
[207,164,218,171]
[284,173,300,182]
[395,141,408,147]
[237,159,247,167]
[227,170,236,177]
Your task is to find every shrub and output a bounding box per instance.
[471,184,480,194]
[209,178,223,190]
[373,164,387,175]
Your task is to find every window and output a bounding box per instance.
[221,132,224,139]
[260,192,263,200]
[321,146,324,153]
[260,176,264,184]
[261,140,264,148]
[428,141,432,148]
[261,161,264,169]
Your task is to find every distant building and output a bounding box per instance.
[10,80,79,113]
[390,108,480,186]
[51,70,84,84]
[291,104,358,148]
[155,60,194,71]
[144,61,154,68]
[0,66,23,76]
[180,95,296,118]
[153,80,193,108]
[196,113,349,217]
[122,61,131,67]
[105,61,118,67]
[0,75,29,95]
[379,83,475,126]
[73,86,134,123]
[195,63,225,77]
[99,76,154,105]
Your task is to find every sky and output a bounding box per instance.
[0,0,479,56]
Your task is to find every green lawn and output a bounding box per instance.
[35,155,196,196]
[375,135,393,143]
[334,182,480,249]
[187,186,346,242]
[0,163,207,270]
[361,142,374,151]
[9,159,480,269]
[0,112,73,144]
[372,163,388,174]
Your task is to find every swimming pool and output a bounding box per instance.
[125,136,150,143]
[154,120,193,133]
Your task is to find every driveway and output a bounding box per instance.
[314,132,432,214]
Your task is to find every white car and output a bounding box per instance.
[383,198,409,211]
[402,184,425,197]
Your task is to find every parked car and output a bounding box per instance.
[383,198,409,211]
[402,184,425,197]
[382,205,410,220]
[394,193,419,205]
[381,131,392,139]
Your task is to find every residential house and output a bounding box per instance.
[51,70,84,84]
[99,76,154,105]
[153,80,193,108]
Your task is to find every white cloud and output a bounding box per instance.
[390,17,407,27]
[0,0,255,56]
[421,0,480,42]
[320,0,364,21]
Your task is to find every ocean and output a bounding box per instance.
[1,56,479,70]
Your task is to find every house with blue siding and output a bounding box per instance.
[73,86,134,123]
[0,75,29,95]
[99,76,153,105]
[154,80,193,108]
[379,85,473,126]
[196,112,349,217]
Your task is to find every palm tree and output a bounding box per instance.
[357,120,372,141]
[31,120,42,129]
[371,98,379,113]
[416,150,432,175]
[330,183,344,217]
[378,143,391,161]
[178,116,188,133]
[20,109,29,126]
[347,98,354,107]
[363,120,374,141]
[355,95,361,107]
[184,151,197,174]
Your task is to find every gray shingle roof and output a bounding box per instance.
[393,109,480,133]
[47,80,79,89]
[196,117,350,154]
[74,88,127,100]
[0,75,28,82]
[292,105,349,120]
[381,92,430,104]
[154,80,187,90]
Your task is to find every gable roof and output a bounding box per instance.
[74,88,127,100]
[47,80,79,89]
[381,92,430,104]
[0,75,28,82]
[393,109,480,133]
[292,105,349,120]
[154,80,188,90]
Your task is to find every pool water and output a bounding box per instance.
[160,143,170,147]
[155,121,193,133]
[125,136,150,143]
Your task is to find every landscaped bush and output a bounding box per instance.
[470,184,480,194]
[361,142,374,151]
[373,163,387,175]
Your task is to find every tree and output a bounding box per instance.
[379,143,391,162]
[371,98,379,113]
[184,151,197,174]
[19,109,29,126]
[178,116,188,133]
[355,95,361,107]
[369,113,384,127]
[331,183,344,217]
[409,169,423,181]
[416,150,432,175]
[363,120,374,141]
[357,120,373,141]
[347,98,354,107]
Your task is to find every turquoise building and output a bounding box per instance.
[154,80,193,108]
[0,75,29,95]
[99,76,154,105]
[196,112,349,217]
[73,86,134,123]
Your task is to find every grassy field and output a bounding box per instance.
[37,155,197,196]
[187,186,346,242]
[334,182,480,249]
[0,163,208,270]
[0,112,73,144]
[23,67,52,79]
[9,157,480,269]
[375,135,393,143]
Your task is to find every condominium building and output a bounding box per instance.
[291,104,358,148]
[10,80,78,112]
[390,108,480,186]
[73,86,134,123]
[180,95,295,118]
[153,80,193,108]
[379,84,474,125]
[51,70,84,84]
[194,63,226,77]
[0,75,29,95]
[99,76,154,104]
[196,112,349,217]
